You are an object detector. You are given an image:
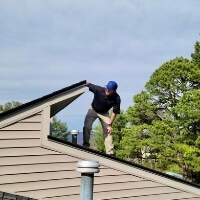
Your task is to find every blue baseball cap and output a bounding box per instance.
[106,81,118,90]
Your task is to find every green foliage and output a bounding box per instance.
[166,164,182,174]
[93,122,105,152]
[0,101,22,112]
[51,116,69,141]
[118,121,176,167]
[116,125,148,163]
[93,43,200,182]
[173,90,200,136]
[145,57,200,109]
[121,55,200,182]
[149,121,200,179]
[112,110,127,151]
[191,41,200,68]
[126,91,158,125]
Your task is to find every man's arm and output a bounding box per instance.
[107,113,117,134]
[85,81,100,93]
[109,112,117,126]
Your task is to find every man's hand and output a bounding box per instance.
[107,125,112,134]
[86,81,90,86]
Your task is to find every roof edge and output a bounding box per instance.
[0,80,86,119]
[47,135,200,190]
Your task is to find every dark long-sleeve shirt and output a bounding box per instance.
[88,83,121,114]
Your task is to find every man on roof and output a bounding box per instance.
[83,81,121,155]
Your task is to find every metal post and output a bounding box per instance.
[76,160,100,200]
[71,130,79,144]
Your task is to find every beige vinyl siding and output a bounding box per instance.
[0,112,43,197]
[0,169,162,200]
[1,113,42,131]
[19,114,42,123]
[0,139,40,148]
[2,122,41,131]
[0,131,41,139]
[1,143,197,200]
[0,147,61,157]
[0,146,199,199]
[42,193,200,200]
[92,187,192,200]
[13,180,197,200]
[0,173,138,192]
[0,154,78,166]
[110,195,200,200]
[0,158,102,198]
[0,113,41,146]
[0,113,40,144]
[0,113,42,134]
[0,146,153,200]
[93,190,200,200]
[0,161,75,175]
[2,149,199,200]
[1,112,199,200]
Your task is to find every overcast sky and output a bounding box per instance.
[0,0,200,131]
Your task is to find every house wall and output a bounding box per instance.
[0,112,43,198]
[0,111,140,199]
[0,111,200,200]
[0,112,42,147]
